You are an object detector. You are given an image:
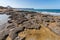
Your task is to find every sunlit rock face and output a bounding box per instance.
[0,7,60,40]
[48,22,60,35]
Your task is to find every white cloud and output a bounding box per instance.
[0,0,18,7]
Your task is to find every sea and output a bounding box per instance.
[19,9,60,16]
[34,9,60,13]
[34,9,60,15]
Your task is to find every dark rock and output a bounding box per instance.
[0,29,10,40]
[9,27,24,40]
[6,23,16,29]
[8,20,13,23]
[16,18,28,24]
[22,19,41,29]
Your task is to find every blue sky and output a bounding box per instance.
[0,0,60,9]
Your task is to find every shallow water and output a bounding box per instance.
[41,12,60,16]
[0,14,10,30]
[37,12,60,16]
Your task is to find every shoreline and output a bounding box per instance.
[0,7,60,40]
[0,10,60,16]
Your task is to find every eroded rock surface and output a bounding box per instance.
[0,7,60,40]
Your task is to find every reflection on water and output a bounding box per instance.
[0,14,10,30]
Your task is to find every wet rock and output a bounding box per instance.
[25,14,33,19]
[34,15,42,24]
[43,22,49,27]
[54,18,60,23]
[0,29,10,40]
[42,17,50,22]
[9,27,24,40]
[5,20,17,29]
[6,23,16,30]
[8,20,13,23]
[22,19,41,29]
[16,18,28,24]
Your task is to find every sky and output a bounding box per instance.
[0,0,60,9]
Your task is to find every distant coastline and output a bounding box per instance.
[0,6,60,16]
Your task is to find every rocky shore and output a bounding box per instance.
[0,6,60,40]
